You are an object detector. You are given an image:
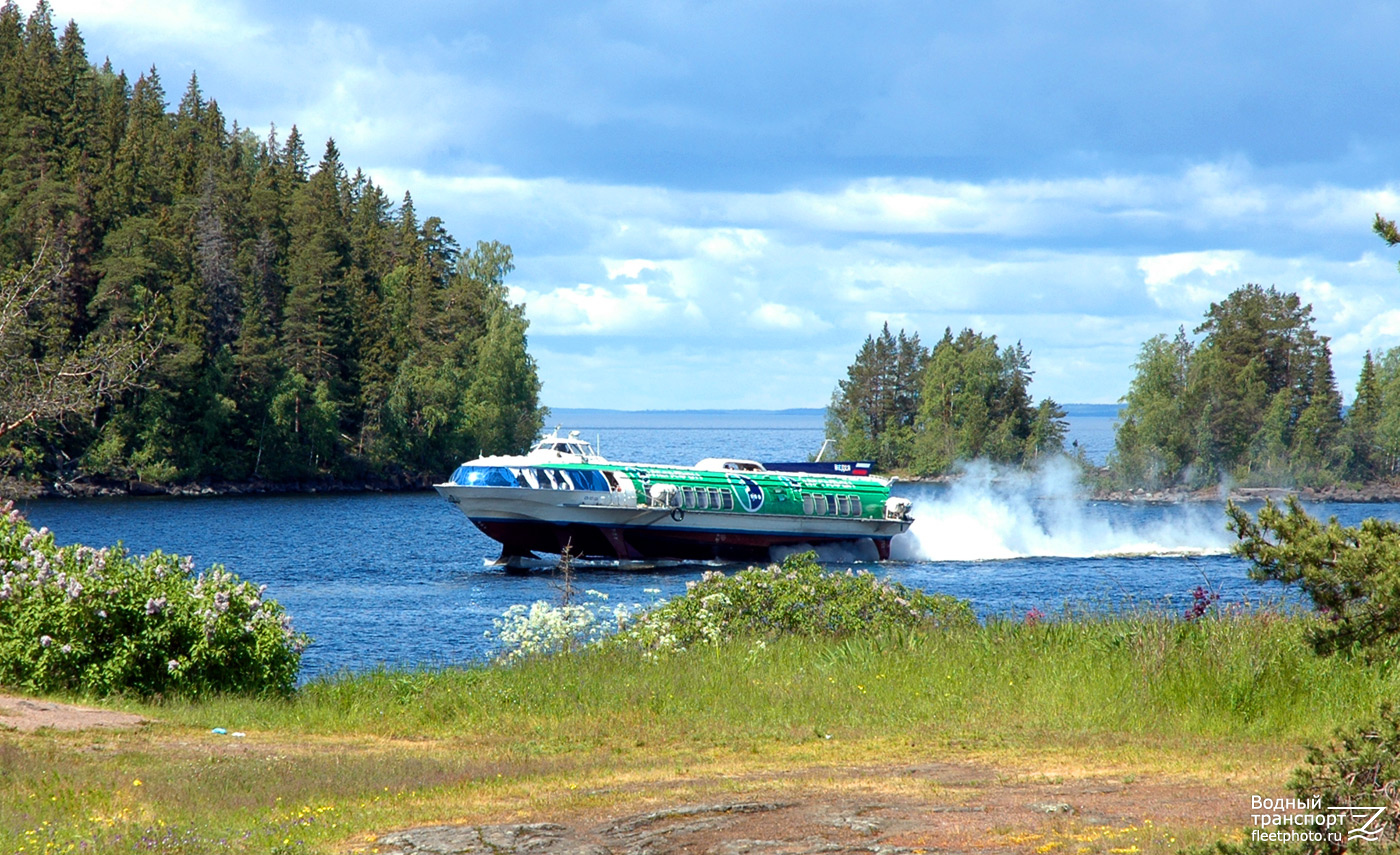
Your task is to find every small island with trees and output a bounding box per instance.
[827,261,1400,499]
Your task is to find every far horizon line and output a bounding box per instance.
[546,403,1125,413]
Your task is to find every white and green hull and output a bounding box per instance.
[434,455,912,562]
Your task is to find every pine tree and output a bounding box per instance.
[826,325,897,464]
[56,20,95,164]
[1288,339,1346,481]
[1113,284,1349,488]
[1349,351,1383,480]
[1110,329,1194,487]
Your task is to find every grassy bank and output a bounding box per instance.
[2,610,1393,854]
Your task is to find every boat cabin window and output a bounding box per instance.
[564,468,610,492]
[532,432,596,458]
[451,465,520,488]
[797,491,862,516]
[533,468,560,489]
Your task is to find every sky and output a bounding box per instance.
[40,0,1400,409]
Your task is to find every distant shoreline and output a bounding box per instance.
[1091,483,1400,504]
[14,472,1400,505]
[4,474,438,501]
[17,405,1394,505]
[547,403,1123,419]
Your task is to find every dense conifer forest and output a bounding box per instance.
[0,2,545,490]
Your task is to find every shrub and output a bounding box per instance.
[1227,497,1400,657]
[1198,702,1400,855]
[610,551,976,655]
[0,501,309,697]
[1288,702,1400,850]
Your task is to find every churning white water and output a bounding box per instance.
[890,458,1234,562]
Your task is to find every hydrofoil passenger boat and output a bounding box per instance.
[434,429,913,562]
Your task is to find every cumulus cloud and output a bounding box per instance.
[1137,251,1243,287]
[49,0,503,171]
[518,279,702,335]
[1136,251,1244,312]
[50,0,264,44]
[495,168,1400,406]
[40,3,1400,407]
[751,303,830,332]
[604,259,661,280]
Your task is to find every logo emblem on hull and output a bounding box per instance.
[730,476,765,512]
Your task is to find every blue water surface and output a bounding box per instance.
[15,409,1393,680]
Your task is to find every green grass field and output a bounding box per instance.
[2,610,1392,854]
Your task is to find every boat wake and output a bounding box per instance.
[484,555,732,573]
[890,459,1234,562]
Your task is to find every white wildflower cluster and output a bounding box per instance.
[491,590,638,664]
[693,592,731,647]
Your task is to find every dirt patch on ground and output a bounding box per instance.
[0,693,149,733]
[376,762,1248,855]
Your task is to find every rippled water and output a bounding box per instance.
[16,409,1398,680]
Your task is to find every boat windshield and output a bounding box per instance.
[450,465,519,487]
[531,428,600,459]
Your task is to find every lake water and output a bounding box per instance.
[15,408,1393,681]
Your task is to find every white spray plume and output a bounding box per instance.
[890,457,1233,562]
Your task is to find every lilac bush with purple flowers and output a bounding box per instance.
[0,500,309,697]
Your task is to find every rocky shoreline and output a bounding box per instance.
[1093,483,1400,504]
[1,473,440,500]
[9,473,1400,504]
[899,474,1400,504]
